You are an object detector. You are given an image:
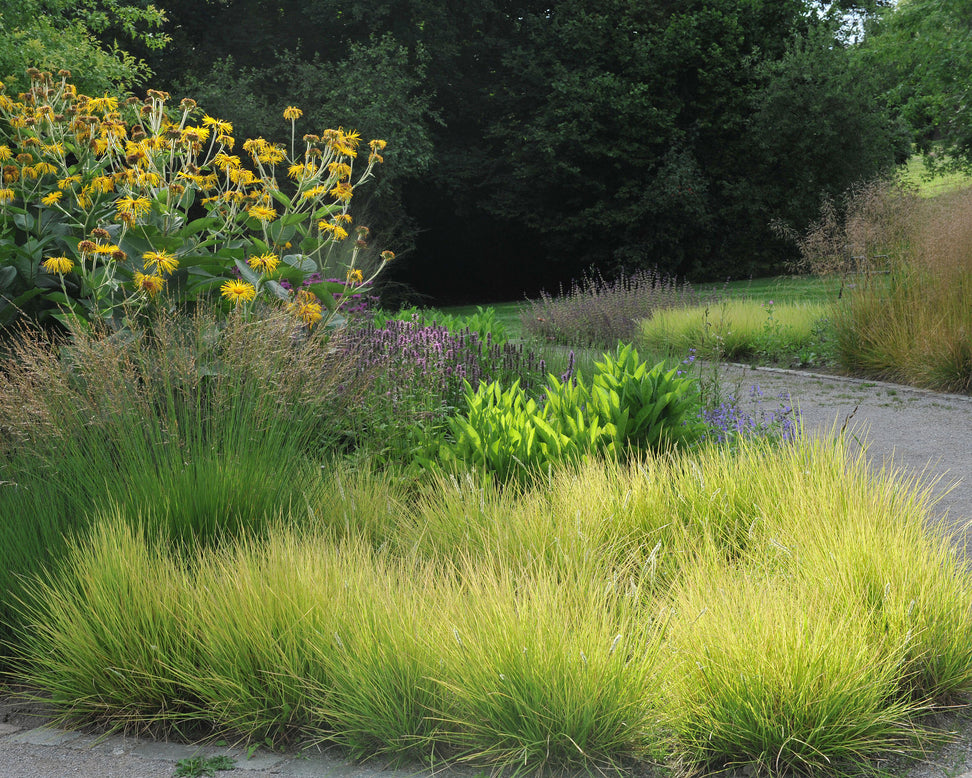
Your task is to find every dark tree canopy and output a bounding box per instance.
[3,0,920,302]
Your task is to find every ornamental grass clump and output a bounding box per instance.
[15,438,972,774]
[0,306,350,660]
[638,298,829,365]
[430,562,663,773]
[831,187,972,392]
[522,267,697,348]
[795,179,972,392]
[0,69,393,330]
[661,567,925,776]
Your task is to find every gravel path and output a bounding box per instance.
[720,363,972,553]
[2,365,971,777]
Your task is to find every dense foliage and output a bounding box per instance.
[860,0,972,173]
[0,1,167,94]
[0,71,392,329]
[11,0,908,301]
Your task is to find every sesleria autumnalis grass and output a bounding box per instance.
[14,436,972,775]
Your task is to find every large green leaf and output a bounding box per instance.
[282,253,317,273]
[233,259,261,286]
[180,216,220,237]
[0,266,16,290]
[12,212,34,232]
[264,279,291,301]
[268,221,297,245]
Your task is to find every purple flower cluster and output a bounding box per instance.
[340,314,548,414]
[701,384,798,444]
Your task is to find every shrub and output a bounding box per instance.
[521,267,696,348]
[0,69,393,330]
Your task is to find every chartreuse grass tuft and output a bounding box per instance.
[430,558,665,773]
[661,565,928,776]
[14,436,972,775]
[14,517,197,737]
[638,298,829,363]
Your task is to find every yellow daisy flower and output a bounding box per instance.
[202,115,233,135]
[318,221,349,241]
[337,128,361,150]
[228,168,258,185]
[221,279,256,305]
[329,181,353,202]
[257,145,285,165]
[300,185,328,200]
[142,250,179,275]
[283,106,303,121]
[134,272,165,295]
[213,152,241,170]
[288,289,323,326]
[247,252,280,273]
[180,126,210,145]
[116,195,152,220]
[90,175,115,193]
[0,188,15,204]
[327,161,352,180]
[41,191,63,206]
[347,268,363,284]
[42,255,74,275]
[248,205,277,222]
[87,94,119,114]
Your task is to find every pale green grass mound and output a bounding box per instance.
[16,438,972,776]
[638,299,830,362]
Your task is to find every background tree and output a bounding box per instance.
[474,0,905,284]
[859,0,972,172]
[748,23,911,243]
[4,0,916,302]
[0,0,167,93]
